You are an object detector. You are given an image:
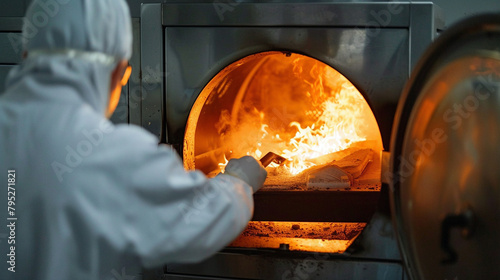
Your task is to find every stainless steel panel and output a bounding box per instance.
[0,33,23,64]
[432,0,500,28]
[129,18,142,126]
[126,0,499,27]
[0,17,24,31]
[166,252,404,279]
[0,2,28,17]
[409,3,444,71]
[390,13,500,280]
[109,83,129,124]
[163,276,222,280]
[0,65,14,93]
[401,55,500,280]
[164,27,409,150]
[141,4,165,141]
[162,2,411,27]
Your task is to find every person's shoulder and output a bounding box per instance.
[99,122,168,159]
[66,108,158,146]
[109,123,159,145]
[48,108,165,157]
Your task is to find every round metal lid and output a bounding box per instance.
[390,14,500,279]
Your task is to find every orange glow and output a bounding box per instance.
[216,57,372,175]
[121,65,132,86]
[230,221,365,253]
[184,52,382,176]
[183,52,384,253]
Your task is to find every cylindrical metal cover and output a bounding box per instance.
[391,13,500,280]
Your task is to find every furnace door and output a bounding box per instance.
[390,14,500,280]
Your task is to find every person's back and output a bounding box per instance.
[0,1,267,279]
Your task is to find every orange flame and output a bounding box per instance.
[218,57,369,175]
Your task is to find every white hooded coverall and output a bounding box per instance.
[0,0,264,279]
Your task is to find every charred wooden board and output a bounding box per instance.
[252,190,380,223]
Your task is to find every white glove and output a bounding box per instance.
[224,156,268,193]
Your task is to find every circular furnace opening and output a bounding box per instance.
[184,51,383,178]
[184,51,384,253]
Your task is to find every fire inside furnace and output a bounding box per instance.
[184,52,383,253]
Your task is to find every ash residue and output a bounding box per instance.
[239,221,365,240]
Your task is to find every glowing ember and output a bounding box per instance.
[218,56,369,175]
[230,221,366,253]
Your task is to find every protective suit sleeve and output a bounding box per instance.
[224,156,267,193]
[114,128,254,267]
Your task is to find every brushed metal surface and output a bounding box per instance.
[140,2,442,149]
[164,26,410,149]
[0,33,23,64]
[128,18,143,126]
[162,2,410,27]
[141,4,165,141]
[0,17,23,31]
[390,13,500,280]
[165,251,404,280]
[401,56,500,280]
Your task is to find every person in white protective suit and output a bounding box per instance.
[0,0,267,279]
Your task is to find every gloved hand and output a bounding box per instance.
[224,156,268,193]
